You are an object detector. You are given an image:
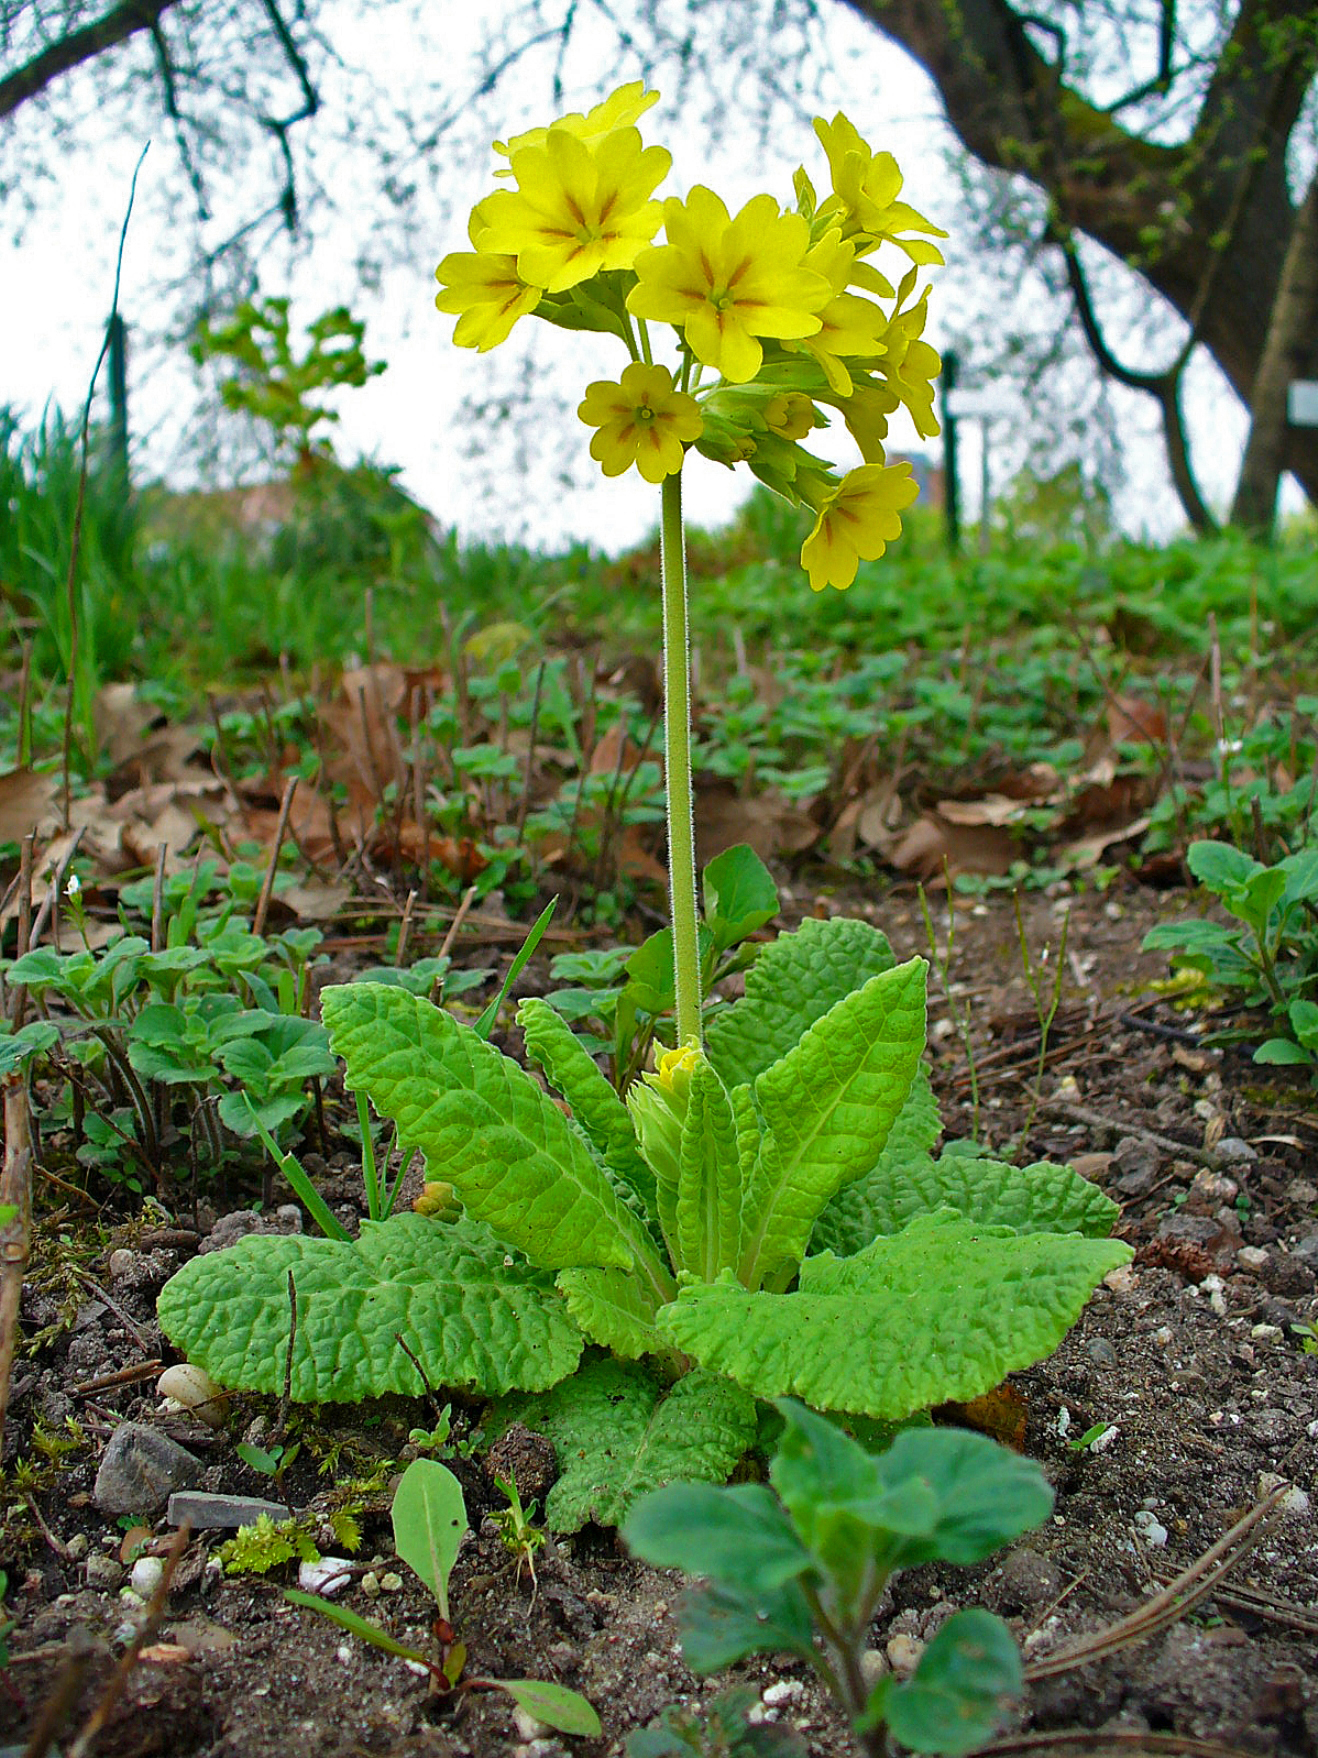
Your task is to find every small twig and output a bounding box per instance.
[19,1625,96,1758]
[438,885,479,961]
[67,1523,190,1758]
[150,842,168,953]
[0,1073,35,1456]
[27,829,87,956]
[9,833,35,1028]
[277,1269,297,1436]
[72,1360,163,1396]
[393,1331,447,1421]
[253,775,298,939]
[1040,1098,1221,1168]
[25,1490,74,1561]
[69,1267,151,1353]
[514,659,547,847]
[395,888,417,967]
[1025,1485,1288,1680]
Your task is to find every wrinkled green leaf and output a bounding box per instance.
[877,1609,1022,1755]
[158,1213,583,1402]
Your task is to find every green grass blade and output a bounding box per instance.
[474,897,557,1041]
[242,1093,350,1242]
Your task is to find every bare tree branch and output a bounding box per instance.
[0,0,180,118]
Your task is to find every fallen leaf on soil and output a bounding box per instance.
[1071,1152,1114,1180]
[589,720,644,777]
[273,880,354,922]
[888,812,1017,881]
[616,823,669,885]
[695,784,819,863]
[138,1644,193,1665]
[938,1384,1029,1450]
[1106,694,1167,746]
[0,767,56,843]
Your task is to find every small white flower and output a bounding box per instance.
[65,872,81,898]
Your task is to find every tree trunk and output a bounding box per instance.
[1230,170,1318,533]
[0,0,181,120]
[840,0,1318,503]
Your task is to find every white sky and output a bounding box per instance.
[2,0,1295,551]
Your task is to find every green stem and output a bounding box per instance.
[660,469,702,1048]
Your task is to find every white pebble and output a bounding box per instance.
[359,1571,380,1599]
[1090,1424,1120,1453]
[337,1643,354,1664]
[886,1633,924,1676]
[157,1362,228,1428]
[1250,1323,1283,1342]
[1153,1326,1174,1346]
[298,1557,354,1598]
[762,1681,804,1707]
[512,1708,551,1742]
[379,1572,403,1593]
[1236,1246,1269,1272]
[859,1649,889,1688]
[129,1556,165,1598]
[107,1248,137,1281]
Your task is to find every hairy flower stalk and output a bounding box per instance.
[659,470,702,1048]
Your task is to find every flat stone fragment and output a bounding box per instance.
[167,1491,289,1530]
[93,1422,204,1517]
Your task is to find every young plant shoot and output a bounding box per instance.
[159,84,1130,1526]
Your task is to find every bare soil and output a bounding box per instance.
[3,880,1317,1758]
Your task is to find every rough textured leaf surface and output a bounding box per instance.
[158,1214,583,1402]
[676,1062,743,1280]
[323,983,648,1273]
[810,1067,941,1256]
[554,1266,671,1360]
[737,960,927,1284]
[499,1359,758,1531]
[660,1215,1132,1419]
[517,997,658,1223]
[706,915,896,1091]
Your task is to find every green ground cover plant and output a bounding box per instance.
[624,1399,1052,1756]
[1143,837,1318,1076]
[155,80,1129,1524]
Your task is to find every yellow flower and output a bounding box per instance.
[800,462,920,591]
[764,392,817,441]
[493,82,660,167]
[789,227,888,395]
[657,1040,702,1082]
[434,249,541,351]
[476,126,670,294]
[814,115,948,263]
[627,187,831,384]
[577,362,702,483]
[877,290,941,438]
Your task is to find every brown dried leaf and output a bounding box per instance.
[0,768,56,844]
[888,813,1017,881]
[695,785,819,863]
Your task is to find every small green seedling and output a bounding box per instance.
[289,1458,599,1739]
[624,1401,1052,1758]
[1065,1421,1116,1452]
[236,1438,301,1510]
[489,1472,547,1593]
[627,1684,806,1757]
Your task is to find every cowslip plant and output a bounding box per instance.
[288,1458,599,1738]
[158,83,1128,1526]
[624,1400,1050,1758]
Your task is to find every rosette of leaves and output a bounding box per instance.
[160,849,1129,1526]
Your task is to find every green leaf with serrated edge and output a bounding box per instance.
[706,915,897,1091]
[868,1427,1053,1568]
[518,996,658,1225]
[1186,840,1260,896]
[815,1108,1119,1257]
[810,1068,941,1256]
[676,1061,744,1280]
[737,960,927,1287]
[392,1459,467,1622]
[497,1359,758,1531]
[622,1482,810,1593]
[323,984,663,1287]
[158,1214,583,1403]
[491,1679,602,1739]
[676,1578,816,1674]
[702,844,779,952]
[880,1609,1022,1756]
[285,1590,432,1664]
[659,1214,1132,1420]
[555,1266,672,1360]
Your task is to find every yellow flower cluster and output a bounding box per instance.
[435,83,944,590]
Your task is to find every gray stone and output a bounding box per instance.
[94,1423,203,1516]
[167,1491,288,1530]
[1113,1136,1160,1195]
[1085,1337,1119,1367]
[1290,1232,1318,1270]
[84,1552,124,1592]
[1213,1136,1258,1165]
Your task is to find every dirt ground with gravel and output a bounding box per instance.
[3,878,1317,1758]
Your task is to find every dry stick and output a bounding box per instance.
[277,1269,297,1438]
[1024,1485,1288,1680]
[982,1733,1262,1758]
[16,638,33,767]
[438,884,479,962]
[513,658,547,847]
[411,682,429,900]
[395,888,417,967]
[9,833,35,1029]
[67,1522,191,1758]
[20,1625,96,1758]
[1040,1096,1223,1168]
[69,1266,152,1353]
[252,775,299,940]
[27,828,87,956]
[60,146,148,830]
[0,1072,35,1457]
[150,841,168,953]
